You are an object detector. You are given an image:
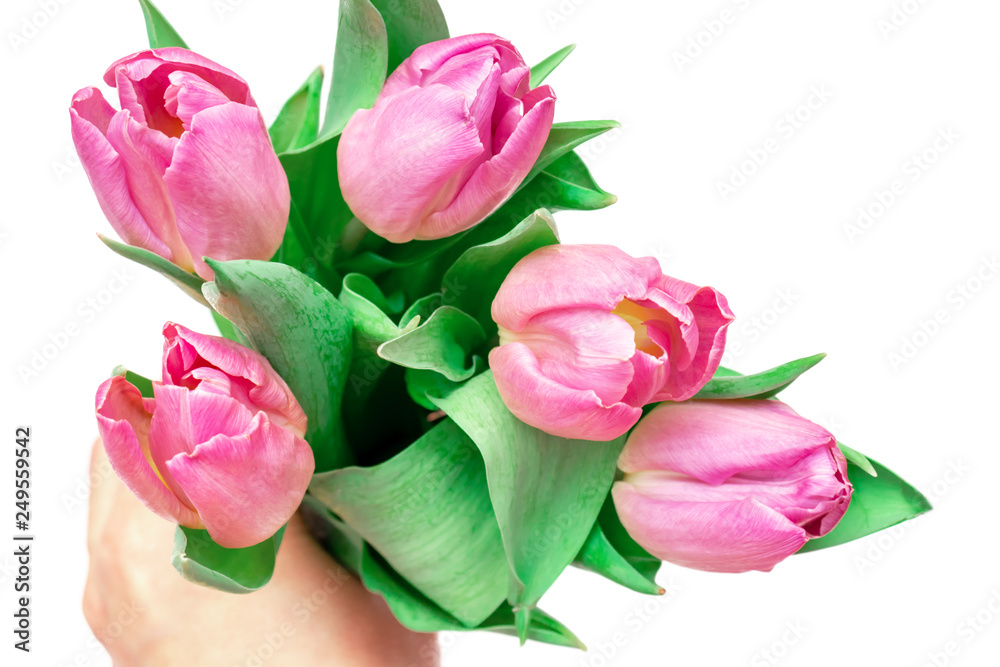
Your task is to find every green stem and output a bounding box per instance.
[339,216,369,255]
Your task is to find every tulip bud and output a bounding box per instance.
[71,48,290,280]
[337,33,557,243]
[95,323,313,548]
[489,244,734,440]
[613,400,853,573]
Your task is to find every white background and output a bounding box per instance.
[2,0,999,665]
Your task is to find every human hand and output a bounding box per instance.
[83,439,439,666]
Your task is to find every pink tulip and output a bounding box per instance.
[70,48,290,280]
[613,400,852,573]
[338,34,557,243]
[490,245,733,440]
[95,323,313,548]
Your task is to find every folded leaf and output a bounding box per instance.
[798,456,931,553]
[202,260,353,472]
[694,353,827,400]
[406,358,485,410]
[432,372,625,640]
[442,209,559,334]
[305,493,584,647]
[339,273,409,404]
[378,306,486,381]
[310,418,508,626]
[171,525,284,594]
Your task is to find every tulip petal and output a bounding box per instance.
[164,71,231,131]
[621,349,668,407]
[382,33,509,96]
[104,48,251,106]
[148,384,255,507]
[71,89,174,261]
[418,87,555,241]
[502,307,636,405]
[103,109,193,270]
[619,400,837,486]
[634,289,698,370]
[165,413,315,548]
[613,482,808,573]
[489,343,641,441]
[624,446,852,536]
[95,377,201,528]
[492,245,664,332]
[652,282,734,401]
[164,102,289,278]
[338,85,485,243]
[161,322,307,435]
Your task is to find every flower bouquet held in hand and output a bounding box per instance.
[74,0,931,649]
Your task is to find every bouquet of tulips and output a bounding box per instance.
[74,0,931,649]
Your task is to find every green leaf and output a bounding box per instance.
[279,136,355,268]
[526,121,621,184]
[305,494,584,648]
[479,604,585,650]
[399,292,441,326]
[321,0,388,137]
[405,357,485,410]
[202,260,354,472]
[441,209,559,334]
[270,66,325,153]
[575,519,663,596]
[211,310,250,346]
[137,0,188,49]
[596,497,662,583]
[310,419,508,626]
[574,498,662,595]
[111,366,155,398]
[529,44,576,88]
[171,525,284,594]
[531,151,618,211]
[99,234,206,306]
[361,545,582,647]
[839,443,877,477]
[797,456,932,553]
[370,0,449,75]
[694,353,827,400]
[431,372,625,636]
[378,306,486,381]
[338,273,410,410]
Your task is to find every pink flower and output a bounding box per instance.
[613,400,853,573]
[95,323,313,548]
[489,244,733,440]
[70,48,290,280]
[337,34,556,243]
